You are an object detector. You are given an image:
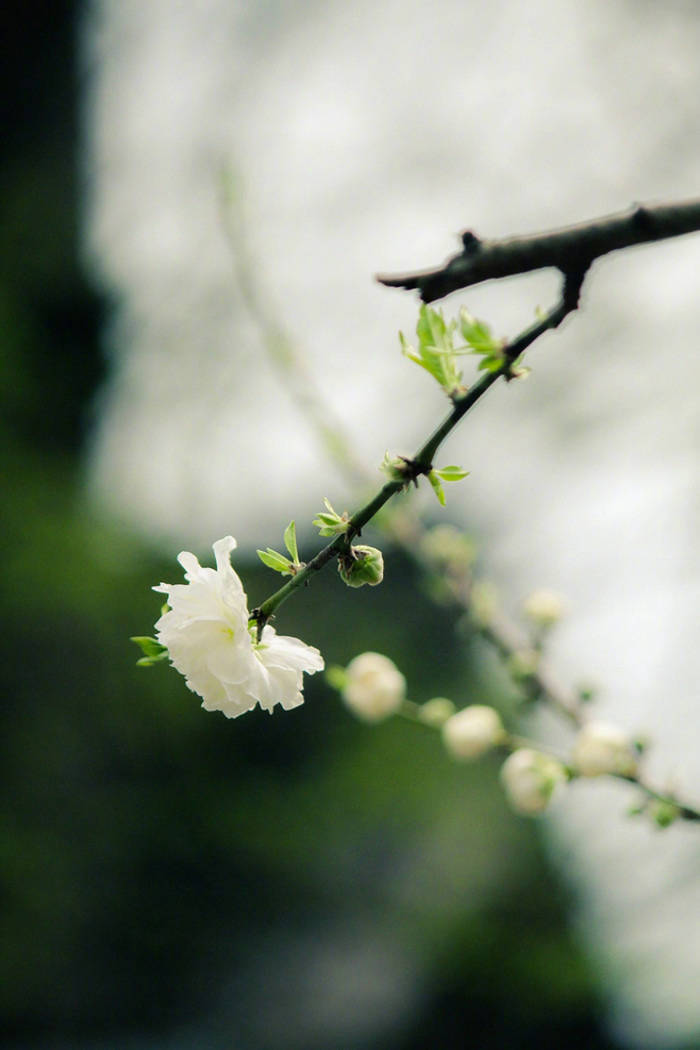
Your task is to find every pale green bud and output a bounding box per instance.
[419,697,456,727]
[507,648,540,681]
[572,721,638,777]
[338,545,384,588]
[500,748,567,815]
[342,652,405,722]
[648,800,679,829]
[442,705,504,759]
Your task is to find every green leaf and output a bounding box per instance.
[131,635,169,668]
[135,652,169,667]
[131,636,167,659]
[427,470,446,506]
[434,465,470,482]
[459,308,500,353]
[283,520,299,563]
[401,305,462,394]
[312,499,349,537]
[477,354,504,373]
[256,548,294,575]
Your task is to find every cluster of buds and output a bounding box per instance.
[329,651,664,821]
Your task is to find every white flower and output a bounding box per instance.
[342,652,405,722]
[442,705,504,760]
[153,536,324,718]
[500,748,566,815]
[572,721,638,777]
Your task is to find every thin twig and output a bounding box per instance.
[254,276,581,624]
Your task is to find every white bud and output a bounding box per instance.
[442,705,504,759]
[500,748,566,815]
[342,652,405,722]
[522,589,565,627]
[572,721,638,777]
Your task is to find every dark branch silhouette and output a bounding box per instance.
[377,198,700,302]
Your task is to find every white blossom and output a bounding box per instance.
[342,652,405,722]
[442,705,504,759]
[572,721,638,777]
[500,748,566,815]
[153,536,323,718]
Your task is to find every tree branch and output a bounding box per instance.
[253,276,581,627]
[377,198,700,302]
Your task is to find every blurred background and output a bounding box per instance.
[3,1,700,1048]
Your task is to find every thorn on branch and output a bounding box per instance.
[633,204,654,233]
[460,230,481,253]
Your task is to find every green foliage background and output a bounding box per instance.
[0,5,640,1048]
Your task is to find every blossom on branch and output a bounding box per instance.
[500,748,567,815]
[341,652,406,721]
[153,536,324,718]
[442,704,504,759]
[572,721,638,777]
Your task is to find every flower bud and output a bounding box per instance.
[419,697,456,727]
[342,652,405,722]
[338,545,384,588]
[442,705,504,759]
[572,721,638,777]
[522,589,565,628]
[507,648,540,681]
[500,748,566,815]
[469,581,499,627]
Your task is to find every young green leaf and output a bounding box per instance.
[312,499,349,537]
[131,636,169,667]
[256,548,294,575]
[459,308,500,354]
[400,304,463,395]
[428,470,446,506]
[434,465,470,482]
[283,520,299,563]
[135,653,169,667]
[131,635,167,658]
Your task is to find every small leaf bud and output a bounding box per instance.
[577,682,597,704]
[500,748,567,815]
[419,697,456,727]
[338,545,384,588]
[442,705,504,760]
[325,665,348,691]
[572,721,638,777]
[380,452,412,484]
[648,800,680,829]
[341,652,405,722]
[507,648,540,681]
